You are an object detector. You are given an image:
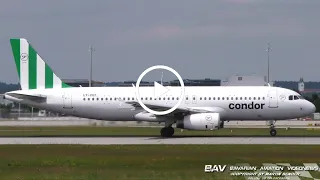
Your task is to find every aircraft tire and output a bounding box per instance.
[219,121,224,129]
[160,127,174,137]
[270,129,277,136]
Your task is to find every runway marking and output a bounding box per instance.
[0,137,319,145]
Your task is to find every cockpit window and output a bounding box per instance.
[289,95,303,100]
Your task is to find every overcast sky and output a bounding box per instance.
[1,0,320,83]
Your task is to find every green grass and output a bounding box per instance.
[0,126,319,137]
[0,145,319,180]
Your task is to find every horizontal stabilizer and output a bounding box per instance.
[5,92,46,102]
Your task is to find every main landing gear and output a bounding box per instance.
[269,120,277,137]
[160,126,175,137]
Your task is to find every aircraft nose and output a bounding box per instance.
[306,101,316,114]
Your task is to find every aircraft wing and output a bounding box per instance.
[125,101,224,115]
[5,92,47,102]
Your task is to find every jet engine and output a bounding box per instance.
[176,113,221,130]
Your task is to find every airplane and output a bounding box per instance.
[3,38,316,137]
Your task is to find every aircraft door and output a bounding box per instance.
[63,93,73,109]
[192,95,197,104]
[118,97,127,109]
[185,95,189,104]
[268,89,278,108]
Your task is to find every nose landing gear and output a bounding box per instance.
[269,120,277,136]
[270,128,277,136]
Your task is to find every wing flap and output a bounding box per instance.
[125,101,224,115]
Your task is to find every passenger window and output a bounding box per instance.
[200,97,202,100]
[240,97,242,100]
[167,97,170,100]
[213,97,215,100]
[258,97,260,100]
[244,97,247,100]
[204,97,206,100]
[186,97,189,100]
[249,97,251,100]
[253,97,256,100]
[150,97,153,100]
[177,97,179,100]
[262,97,265,100]
[209,97,211,100]
[289,95,293,100]
[97,98,99,101]
[222,97,224,100]
[231,97,233,100]
[83,98,85,101]
[218,97,220,100]
[172,97,174,100]
[235,97,238,100]
[92,98,94,101]
[106,98,108,100]
[193,97,195,100]
[226,97,229,100]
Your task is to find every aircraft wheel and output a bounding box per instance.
[219,121,224,129]
[270,129,277,136]
[160,127,174,137]
[168,127,174,137]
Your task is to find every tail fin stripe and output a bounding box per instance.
[45,64,53,89]
[10,40,21,79]
[28,46,37,89]
[53,74,62,88]
[37,54,45,89]
[10,38,72,90]
[20,39,29,90]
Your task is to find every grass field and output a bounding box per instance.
[0,126,319,137]
[0,145,319,180]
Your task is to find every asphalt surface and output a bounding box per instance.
[0,137,319,145]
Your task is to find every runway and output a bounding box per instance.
[0,137,319,145]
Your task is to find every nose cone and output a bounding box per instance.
[306,101,316,114]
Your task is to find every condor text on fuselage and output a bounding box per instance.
[229,102,266,110]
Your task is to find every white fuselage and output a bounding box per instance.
[5,86,315,122]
